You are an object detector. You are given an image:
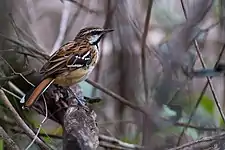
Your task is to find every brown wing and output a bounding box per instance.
[40,39,93,78]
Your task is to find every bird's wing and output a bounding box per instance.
[40,40,93,77]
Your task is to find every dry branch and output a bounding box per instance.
[0,89,51,150]
[63,106,99,150]
[0,126,20,150]
[170,132,225,150]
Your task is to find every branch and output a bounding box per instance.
[0,33,49,59]
[99,135,143,149]
[69,0,105,15]
[0,70,35,81]
[51,0,72,55]
[140,0,153,101]
[0,89,52,150]
[63,103,99,150]
[0,126,20,150]
[170,132,225,150]
[86,79,149,115]
[177,0,225,145]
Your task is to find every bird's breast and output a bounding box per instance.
[54,55,99,87]
[54,68,90,86]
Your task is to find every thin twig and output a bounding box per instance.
[99,142,125,150]
[169,132,225,150]
[0,89,51,149]
[0,87,21,100]
[0,126,20,150]
[91,0,114,96]
[0,70,34,81]
[0,55,34,87]
[8,81,25,97]
[0,49,45,60]
[140,0,153,147]
[51,0,72,55]
[194,41,225,122]
[86,79,148,115]
[140,0,153,102]
[69,0,105,15]
[25,95,48,150]
[13,127,142,150]
[175,121,224,132]
[177,41,225,146]
[0,33,48,59]
[99,135,144,149]
[8,14,46,52]
[177,1,225,145]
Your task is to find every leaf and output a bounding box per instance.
[0,140,3,150]
[120,132,140,144]
[199,95,214,115]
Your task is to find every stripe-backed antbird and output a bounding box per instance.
[22,27,113,108]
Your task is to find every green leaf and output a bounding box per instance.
[0,139,3,150]
[199,95,214,115]
[219,116,225,128]
[120,132,141,144]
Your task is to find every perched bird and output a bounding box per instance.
[22,27,113,108]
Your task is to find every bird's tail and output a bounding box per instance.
[21,78,55,109]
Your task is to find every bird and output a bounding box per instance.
[22,27,113,108]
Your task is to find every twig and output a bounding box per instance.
[0,70,34,81]
[8,14,46,52]
[91,0,114,96]
[13,128,143,150]
[140,0,153,147]
[99,135,144,149]
[169,132,225,150]
[0,87,21,100]
[98,120,134,126]
[69,0,105,15]
[0,49,45,60]
[0,89,51,149]
[86,79,148,115]
[194,41,225,122]
[177,39,225,147]
[8,81,25,97]
[65,0,83,36]
[99,142,125,150]
[51,0,72,55]
[174,121,224,132]
[25,95,48,150]
[140,0,153,102]
[0,126,20,150]
[0,33,49,59]
[177,1,225,145]
[0,55,34,87]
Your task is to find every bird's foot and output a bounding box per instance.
[83,96,102,104]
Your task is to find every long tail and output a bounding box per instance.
[22,78,55,108]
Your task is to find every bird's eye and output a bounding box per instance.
[91,31,101,35]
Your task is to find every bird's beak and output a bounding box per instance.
[103,29,114,33]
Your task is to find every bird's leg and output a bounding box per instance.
[67,87,87,107]
[83,96,102,104]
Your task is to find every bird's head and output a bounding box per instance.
[75,27,113,45]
